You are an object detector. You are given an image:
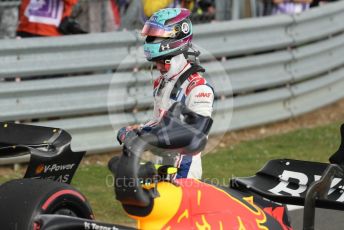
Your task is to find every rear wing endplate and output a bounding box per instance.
[0,122,85,184]
[231,159,344,210]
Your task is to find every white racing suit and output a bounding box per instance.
[142,54,214,179]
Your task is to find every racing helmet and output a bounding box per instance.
[141,8,193,61]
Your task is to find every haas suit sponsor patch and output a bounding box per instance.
[185,74,206,96]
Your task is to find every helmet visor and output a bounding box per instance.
[141,21,174,38]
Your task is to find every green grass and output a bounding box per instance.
[203,122,341,182]
[0,121,342,225]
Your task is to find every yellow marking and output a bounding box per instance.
[142,183,155,189]
[3,123,8,128]
[197,190,201,206]
[237,216,246,230]
[154,164,177,174]
[243,197,257,214]
[244,196,253,203]
[167,167,178,174]
[243,196,268,230]
[195,215,211,230]
[133,182,183,230]
[154,164,162,169]
[219,221,223,230]
[177,209,189,223]
[192,180,268,230]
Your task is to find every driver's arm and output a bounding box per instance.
[185,84,214,117]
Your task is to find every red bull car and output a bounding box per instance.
[0,103,343,230]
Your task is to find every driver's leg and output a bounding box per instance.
[175,153,202,179]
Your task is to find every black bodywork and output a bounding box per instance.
[0,122,84,184]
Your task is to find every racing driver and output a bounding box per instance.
[117,8,214,179]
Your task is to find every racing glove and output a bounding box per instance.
[116,126,140,145]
